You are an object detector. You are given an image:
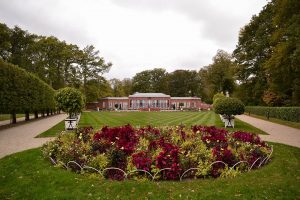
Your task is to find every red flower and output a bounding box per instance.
[232,131,265,146]
[132,151,152,171]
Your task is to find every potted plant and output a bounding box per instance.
[214,97,245,128]
[55,87,84,130]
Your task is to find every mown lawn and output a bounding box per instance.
[38,111,267,137]
[36,120,65,138]
[0,143,299,199]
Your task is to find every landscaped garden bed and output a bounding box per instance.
[42,125,272,181]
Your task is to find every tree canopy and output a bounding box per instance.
[0,23,112,101]
[233,0,300,106]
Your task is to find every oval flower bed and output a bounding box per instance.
[42,125,272,181]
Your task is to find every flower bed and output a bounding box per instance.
[42,125,272,181]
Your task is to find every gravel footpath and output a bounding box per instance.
[0,114,67,158]
[236,115,300,148]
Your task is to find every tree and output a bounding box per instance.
[122,78,133,96]
[0,23,112,103]
[198,50,235,102]
[233,2,274,105]
[168,70,200,97]
[233,0,300,106]
[78,45,112,95]
[263,0,300,105]
[214,97,245,119]
[85,79,103,102]
[150,68,169,93]
[55,87,84,118]
[110,78,125,97]
[132,68,169,93]
[9,26,38,74]
[0,23,12,60]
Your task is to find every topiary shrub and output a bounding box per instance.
[214,97,245,119]
[55,87,84,118]
[213,92,226,107]
[0,59,55,123]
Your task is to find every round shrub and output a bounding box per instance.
[214,97,245,117]
[55,87,84,118]
[213,92,226,106]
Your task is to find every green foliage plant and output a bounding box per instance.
[55,87,84,118]
[213,92,226,106]
[214,97,245,119]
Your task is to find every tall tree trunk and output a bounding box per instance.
[34,111,38,119]
[25,111,30,121]
[46,109,49,116]
[11,112,16,124]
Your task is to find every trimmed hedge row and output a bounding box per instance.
[245,106,300,123]
[0,59,55,122]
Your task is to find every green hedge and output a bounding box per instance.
[0,59,55,115]
[245,106,300,123]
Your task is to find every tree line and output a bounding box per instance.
[0,0,299,106]
[107,49,235,105]
[0,23,111,102]
[233,0,300,106]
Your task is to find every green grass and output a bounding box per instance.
[79,111,267,134]
[0,114,26,121]
[36,120,65,138]
[0,143,299,199]
[37,111,267,137]
[246,114,300,130]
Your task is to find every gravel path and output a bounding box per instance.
[236,115,300,148]
[0,114,67,158]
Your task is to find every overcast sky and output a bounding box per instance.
[0,0,268,79]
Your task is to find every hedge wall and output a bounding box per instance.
[0,59,55,120]
[245,106,300,123]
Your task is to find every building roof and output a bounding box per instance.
[171,97,201,100]
[129,92,171,98]
[101,97,128,100]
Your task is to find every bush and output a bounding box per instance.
[0,59,55,119]
[42,125,272,181]
[245,106,300,122]
[55,87,84,118]
[213,92,226,106]
[214,97,245,117]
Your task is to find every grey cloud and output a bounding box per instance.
[0,0,92,47]
[112,0,264,48]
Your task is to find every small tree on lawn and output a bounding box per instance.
[213,92,226,107]
[55,87,84,118]
[214,97,245,123]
